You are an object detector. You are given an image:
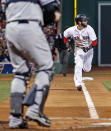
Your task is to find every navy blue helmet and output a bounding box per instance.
[75,14,88,24]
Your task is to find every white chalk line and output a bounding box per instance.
[35,125,111,130]
[50,117,111,120]
[82,83,99,119]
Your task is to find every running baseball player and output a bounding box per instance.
[64,14,97,91]
[2,0,60,129]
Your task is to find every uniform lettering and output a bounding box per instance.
[82,36,89,40]
[74,36,80,40]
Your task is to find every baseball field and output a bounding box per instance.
[0,67,111,131]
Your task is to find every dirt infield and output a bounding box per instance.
[0,69,111,130]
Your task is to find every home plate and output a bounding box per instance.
[93,123,111,126]
[82,77,94,81]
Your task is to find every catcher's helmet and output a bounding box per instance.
[75,14,88,24]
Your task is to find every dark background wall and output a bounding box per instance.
[61,0,111,66]
[61,0,74,66]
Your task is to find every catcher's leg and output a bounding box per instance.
[9,72,31,129]
[25,67,54,127]
[6,41,31,129]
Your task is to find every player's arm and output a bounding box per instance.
[64,37,69,43]
[83,26,97,53]
[89,26,97,47]
[89,39,97,48]
[63,28,72,43]
[40,0,61,26]
[82,39,97,53]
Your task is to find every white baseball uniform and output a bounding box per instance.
[64,25,97,87]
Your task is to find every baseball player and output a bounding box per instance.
[2,0,60,129]
[64,14,97,91]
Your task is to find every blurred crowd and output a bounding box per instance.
[0,3,10,62]
[43,24,58,61]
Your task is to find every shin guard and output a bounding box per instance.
[10,93,24,116]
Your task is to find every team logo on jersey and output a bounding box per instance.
[74,36,89,41]
[82,36,89,40]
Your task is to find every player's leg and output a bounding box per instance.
[83,49,93,72]
[62,50,70,76]
[25,56,53,125]
[6,41,30,129]
[74,49,84,91]
[25,68,54,127]
[59,50,64,74]
[59,50,63,64]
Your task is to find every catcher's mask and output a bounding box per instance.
[75,14,88,24]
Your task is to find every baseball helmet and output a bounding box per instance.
[75,14,88,24]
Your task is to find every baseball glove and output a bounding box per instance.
[82,45,93,53]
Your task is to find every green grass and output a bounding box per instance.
[0,74,14,76]
[102,81,111,91]
[0,81,11,102]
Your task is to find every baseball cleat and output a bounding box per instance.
[26,110,51,127]
[76,85,82,91]
[9,115,28,129]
